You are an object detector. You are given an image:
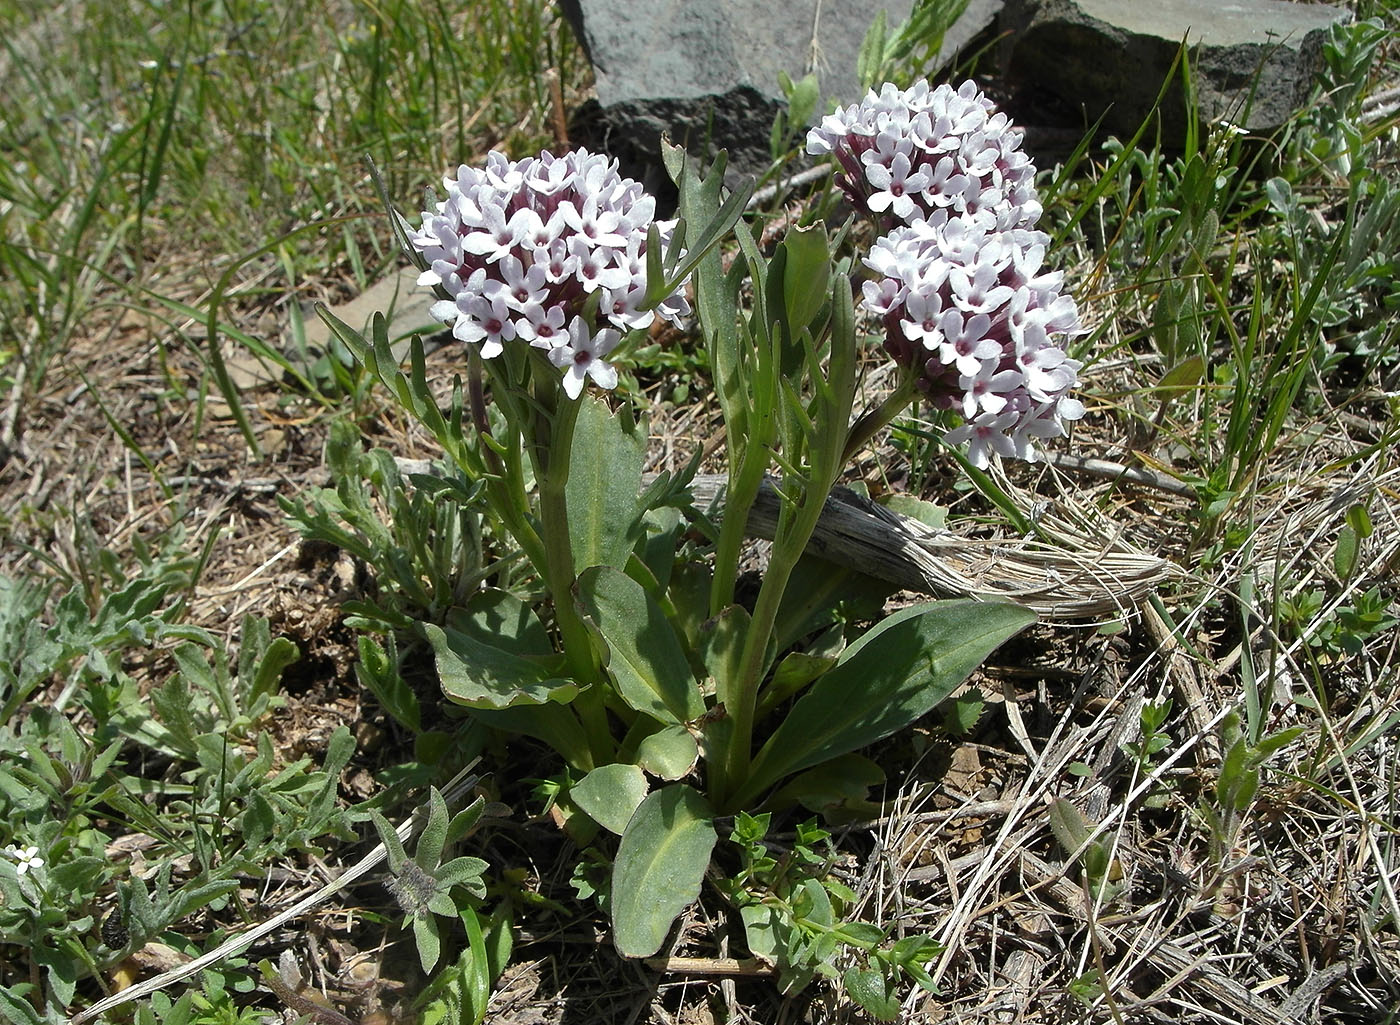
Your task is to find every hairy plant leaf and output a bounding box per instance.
[611,785,716,957]
[844,967,900,1021]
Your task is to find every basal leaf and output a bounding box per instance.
[576,567,704,724]
[424,621,577,710]
[572,763,649,834]
[737,601,1035,806]
[612,785,717,957]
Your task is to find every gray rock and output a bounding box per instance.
[935,0,1006,69]
[1001,0,1352,141]
[561,0,925,180]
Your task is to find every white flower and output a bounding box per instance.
[516,303,568,349]
[550,319,620,400]
[452,291,517,358]
[411,147,688,395]
[866,150,931,220]
[5,844,44,875]
[945,409,1020,469]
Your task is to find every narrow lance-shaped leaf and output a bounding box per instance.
[735,600,1035,806]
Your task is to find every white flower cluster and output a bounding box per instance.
[410,149,690,399]
[807,79,1041,233]
[808,80,1084,467]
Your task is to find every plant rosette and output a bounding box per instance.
[320,77,1078,996]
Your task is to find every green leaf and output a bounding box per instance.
[461,906,490,1023]
[1048,797,1091,853]
[241,790,276,849]
[857,9,890,90]
[636,725,700,780]
[774,554,894,652]
[453,589,554,656]
[766,753,885,820]
[830,921,886,946]
[943,687,985,735]
[436,856,489,899]
[700,604,751,695]
[414,913,442,973]
[740,903,786,962]
[1345,502,1373,539]
[572,763,649,835]
[566,395,646,573]
[843,966,900,1021]
[763,649,838,710]
[576,566,704,724]
[738,601,1035,804]
[424,616,577,710]
[0,984,44,1025]
[780,225,831,339]
[879,493,948,529]
[1334,524,1360,580]
[611,785,717,957]
[889,934,942,966]
[1157,355,1205,401]
[356,634,421,732]
[419,787,450,867]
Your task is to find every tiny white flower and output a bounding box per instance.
[5,844,44,875]
[550,319,620,400]
[516,302,568,349]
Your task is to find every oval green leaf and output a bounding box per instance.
[611,785,717,957]
[636,725,700,780]
[571,763,649,835]
[424,621,577,709]
[577,566,704,724]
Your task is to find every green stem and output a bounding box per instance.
[715,478,830,808]
[709,449,769,617]
[529,373,614,763]
[840,374,919,467]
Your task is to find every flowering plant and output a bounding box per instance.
[321,79,1080,1003]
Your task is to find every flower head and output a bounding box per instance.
[807,79,1040,232]
[859,195,1084,468]
[411,148,689,398]
[808,80,1085,467]
[5,844,44,875]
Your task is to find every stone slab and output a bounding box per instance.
[561,0,925,180]
[1001,0,1352,140]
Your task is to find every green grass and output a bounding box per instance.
[2,0,1399,1022]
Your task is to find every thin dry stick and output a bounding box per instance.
[69,762,480,1025]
